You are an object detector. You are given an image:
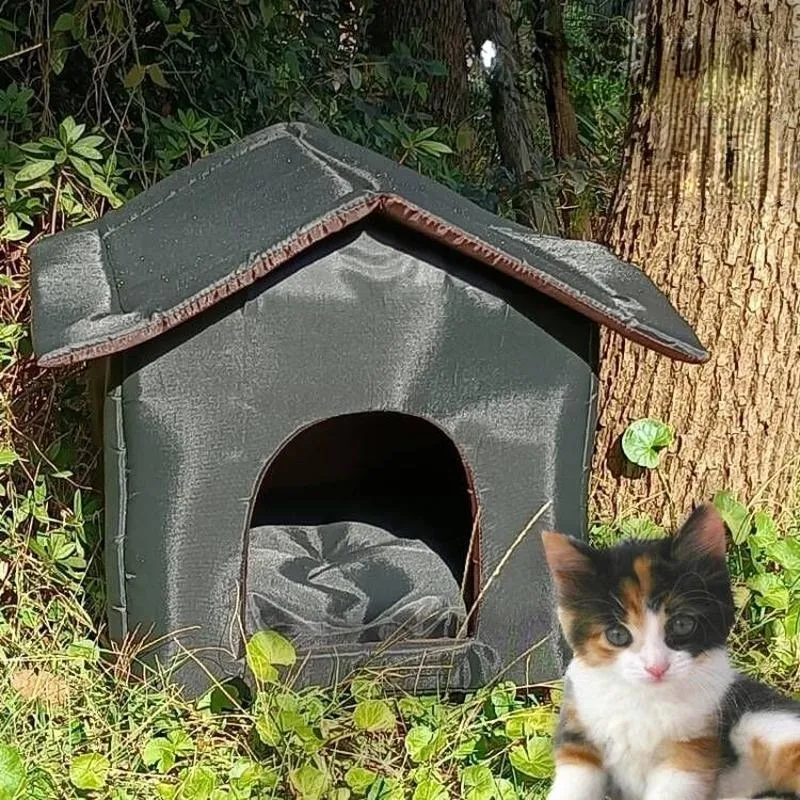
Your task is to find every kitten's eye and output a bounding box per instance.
[605,624,632,647]
[667,614,696,637]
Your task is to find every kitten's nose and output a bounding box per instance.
[645,663,669,681]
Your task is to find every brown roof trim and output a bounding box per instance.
[38,194,707,368]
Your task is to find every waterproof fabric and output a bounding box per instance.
[27,123,708,697]
[98,222,596,693]
[245,522,467,647]
[29,122,708,368]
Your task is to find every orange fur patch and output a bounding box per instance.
[620,555,653,628]
[574,629,617,666]
[556,742,603,769]
[663,736,719,775]
[751,737,800,793]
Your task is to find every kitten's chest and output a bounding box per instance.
[572,677,714,800]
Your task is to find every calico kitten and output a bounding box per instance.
[542,504,800,800]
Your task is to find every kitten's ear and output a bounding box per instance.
[671,504,727,560]
[541,532,594,587]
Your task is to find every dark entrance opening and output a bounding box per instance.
[245,412,479,648]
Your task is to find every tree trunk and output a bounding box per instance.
[463,0,558,230]
[530,0,590,237]
[367,0,469,122]
[592,0,800,525]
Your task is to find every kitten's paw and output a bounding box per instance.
[547,765,607,800]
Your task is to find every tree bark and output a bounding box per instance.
[367,0,470,122]
[530,0,590,237]
[463,0,558,230]
[592,0,800,525]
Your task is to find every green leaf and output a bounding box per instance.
[0,745,26,800]
[289,764,328,800]
[353,699,396,732]
[259,0,276,27]
[505,707,556,739]
[67,638,100,661]
[768,538,800,573]
[460,765,494,800]
[59,117,84,144]
[123,64,147,89]
[747,573,790,610]
[167,729,193,756]
[180,765,217,799]
[148,64,170,88]
[493,778,519,800]
[152,0,171,22]
[713,491,751,545]
[621,417,674,469]
[413,777,448,800]
[255,710,281,746]
[619,516,665,541]
[509,736,554,780]
[71,141,103,160]
[245,630,296,682]
[417,140,453,156]
[405,725,445,763]
[53,13,74,33]
[15,160,55,182]
[366,778,403,800]
[142,737,175,774]
[345,766,378,795]
[69,155,96,180]
[0,449,19,467]
[349,66,362,90]
[69,753,110,791]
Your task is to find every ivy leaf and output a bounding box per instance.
[246,630,295,682]
[345,766,378,795]
[255,710,281,747]
[0,745,26,800]
[69,753,110,791]
[142,737,175,774]
[747,573,790,610]
[289,764,328,800]
[621,417,674,469]
[713,491,751,545]
[405,725,444,762]
[179,765,217,799]
[508,736,554,780]
[353,700,396,732]
[460,765,494,800]
[413,777,449,800]
[0,449,19,467]
[505,707,557,739]
[366,777,404,800]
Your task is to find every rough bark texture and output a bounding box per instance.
[464,0,554,228]
[367,0,469,122]
[530,0,589,237]
[592,0,800,525]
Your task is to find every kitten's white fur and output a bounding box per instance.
[565,646,734,799]
[551,647,800,800]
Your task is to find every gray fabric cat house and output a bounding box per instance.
[29,122,706,695]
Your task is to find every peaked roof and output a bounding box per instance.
[30,122,707,368]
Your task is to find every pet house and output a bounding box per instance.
[29,122,706,695]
